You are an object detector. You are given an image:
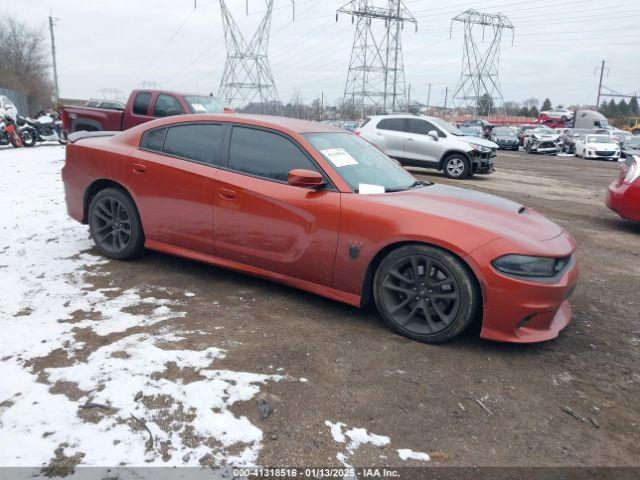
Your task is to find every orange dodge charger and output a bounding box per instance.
[62,114,579,344]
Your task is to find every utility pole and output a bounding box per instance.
[407,83,411,112]
[596,60,606,108]
[444,85,448,117]
[426,82,434,113]
[49,15,60,105]
[320,91,324,121]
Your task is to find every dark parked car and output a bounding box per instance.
[491,127,519,151]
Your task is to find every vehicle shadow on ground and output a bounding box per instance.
[100,248,561,359]
[592,216,640,234]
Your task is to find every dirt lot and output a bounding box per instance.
[2,147,639,473]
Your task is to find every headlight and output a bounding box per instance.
[470,143,491,153]
[492,254,570,278]
[625,156,640,184]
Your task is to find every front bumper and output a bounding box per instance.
[606,180,640,222]
[585,151,620,160]
[530,142,559,154]
[467,234,579,343]
[471,150,496,174]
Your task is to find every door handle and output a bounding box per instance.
[406,137,414,141]
[219,188,236,200]
[375,131,383,136]
[132,163,147,173]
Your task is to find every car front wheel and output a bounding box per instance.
[374,244,480,343]
[89,188,145,260]
[442,154,470,179]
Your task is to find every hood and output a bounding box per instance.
[495,135,517,141]
[532,132,560,141]
[586,142,618,149]
[458,136,498,149]
[365,184,563,242]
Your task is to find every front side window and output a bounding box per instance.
[406,119,439,136]
[162,124,225,165]
[86,101,99,108]
[304,132,418,192]
[154,94,184,117]
[133,92,152,115]
[377,118,406,132]
[229,126,317,182]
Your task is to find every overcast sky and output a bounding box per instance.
[11,0,640,108]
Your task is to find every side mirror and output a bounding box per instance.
[287,169,325,189]
[428,130,439,141]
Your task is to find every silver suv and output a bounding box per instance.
[357,114,497,179]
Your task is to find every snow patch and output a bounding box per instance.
[397,449,430,462]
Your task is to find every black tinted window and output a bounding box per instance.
[407,119,438,135]
[162,124,224,165]
[133,93,151,115]
[86,101,98,107]
[229,127,316,182]
[377,118,405,132]
[140,128,166,152]
[154,94,183,117]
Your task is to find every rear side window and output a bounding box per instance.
[86,101,98,107]
[140,128,166,152]
[162,124,225,165]
[133,92,152,115]
[377,118,406,132]
[229,126,316,182]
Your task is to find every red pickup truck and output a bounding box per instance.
[61,89,228,133]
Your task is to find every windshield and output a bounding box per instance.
[625,138,640,147]
[494,128,515,137]
[304,132,421,193]
[533,129,553,135]
[184,96,224,114]
[431,118,464,136]
[586,135,614,144]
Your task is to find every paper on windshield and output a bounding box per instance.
[358,183,385,195]
[191,103,207,113]
[321,148,358,167]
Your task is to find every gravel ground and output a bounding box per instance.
[1,146,639,474]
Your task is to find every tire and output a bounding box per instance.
[21,129,36,147]
[88,187,145,260]
[442,154,470,179]
[373,244,480,344]
[561,115,567,122]
[525,142,532,154]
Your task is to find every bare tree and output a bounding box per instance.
[0,17,52,113]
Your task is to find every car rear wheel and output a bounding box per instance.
[442,154,470,179]
[89,188,145,260]
[374,244,479,343]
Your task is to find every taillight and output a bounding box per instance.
[61,110,69,130]
[354,129,361,136]
[623,156,640,185]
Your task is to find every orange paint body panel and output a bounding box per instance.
[62,114,579,343]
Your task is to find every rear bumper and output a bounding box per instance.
[606,180,640,222]
[61,156,86,224]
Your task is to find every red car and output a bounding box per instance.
[62,114,579,344]
[606,154,640,222]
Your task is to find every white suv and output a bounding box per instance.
[0,95,18,119]
[357,114,497,179]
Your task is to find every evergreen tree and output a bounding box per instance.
[530,106,540,118]
[629,96,639,116]
[618,99,629,117]
[541,98,552,111]
[605,99,618,118]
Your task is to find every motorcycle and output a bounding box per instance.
[0,114,24,148]
[17,113,67,146]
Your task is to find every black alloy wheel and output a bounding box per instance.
[89,188,145,260]
[374,244,479,343]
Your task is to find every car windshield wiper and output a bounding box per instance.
[385,180,431,193]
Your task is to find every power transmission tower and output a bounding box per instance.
[218,0,285,113]
[450,9,514,118]
[48,15,60,105]
[337,0,417,119]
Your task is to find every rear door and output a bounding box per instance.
[374,118,407,159]
[125,122,226,253]
[402,118,442,166]
[213,125,340,286]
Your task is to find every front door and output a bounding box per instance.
[402,118,442,166]
[213,125,340,286]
